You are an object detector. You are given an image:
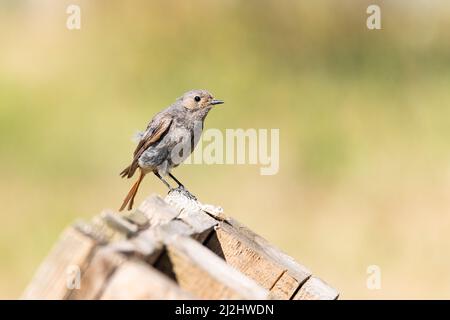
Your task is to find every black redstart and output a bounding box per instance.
[119,89,224,211]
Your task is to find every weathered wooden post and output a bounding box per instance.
[22,189,338,300]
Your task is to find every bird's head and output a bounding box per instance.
[178,89,224,110]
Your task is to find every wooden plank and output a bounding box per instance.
[158,219,195,238]
[124,210,149,229]
[293,276,339,300]
[206,225,285,291]
[21,227,96,299]
[100,260,194,300]
[74,218,116,244]
[205,220,311,299]
[155,235,268,299]
[164,190,219,242]
[157,217,217,244]
[268,271,303,300]
[67,248,125,300]
[228,218,312,282]
[127,230,164,264]
[138,195,179,226]
[176,209,218,243]
[22,191,338,300]
[101,210,139,236]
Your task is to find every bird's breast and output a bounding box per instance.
[167,125,201,165]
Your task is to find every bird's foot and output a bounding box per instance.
[169,185,198,201]
[165,187,228,222]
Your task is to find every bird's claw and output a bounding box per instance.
[169,185,197,201]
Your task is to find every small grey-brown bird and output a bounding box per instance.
[119,89,224,211]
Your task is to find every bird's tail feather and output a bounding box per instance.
[120,162,138,179]
[119,170,145,211]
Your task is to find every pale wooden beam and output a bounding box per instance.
[206,219,312,299]
[100,260,194,300]
[22,227,96,300]
[66,248,127,300]
[156,235,268,299]
[292,276,339,300]
[22,192,338,300]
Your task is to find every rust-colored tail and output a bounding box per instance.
[120,162,139,179]
[119,169,145,211]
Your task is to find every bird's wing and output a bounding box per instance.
[132,115,173,161]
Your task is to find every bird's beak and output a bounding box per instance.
[210,99,224,106]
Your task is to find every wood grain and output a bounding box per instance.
[268,271,303,300]
[22,227,96,299]
[156,235,268,299]
[138,195,179,226]
[67,248,125,300]
[101,260,194,300]
[206,220,311,299]
[293,276,339,300]
[22,193,338,300]
[176,208,217,243]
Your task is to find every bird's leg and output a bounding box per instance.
[153,171,172,189]
[168,173,197,201]
[168,172,184,188]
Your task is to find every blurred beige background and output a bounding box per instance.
[1,0,450,299]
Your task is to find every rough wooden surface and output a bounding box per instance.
[67,249,125,300]
[158,235,268,299]
[293,276,339,300]
[22,190,338,300]
[206,220,312,299]
[101,260,194,300]
[22,227,96,300]
[269,271,304,300]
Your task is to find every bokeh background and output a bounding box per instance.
[1,0,450,299]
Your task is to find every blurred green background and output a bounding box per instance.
[1,0,450,299]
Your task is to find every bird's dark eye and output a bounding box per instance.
[194,96,201,102]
